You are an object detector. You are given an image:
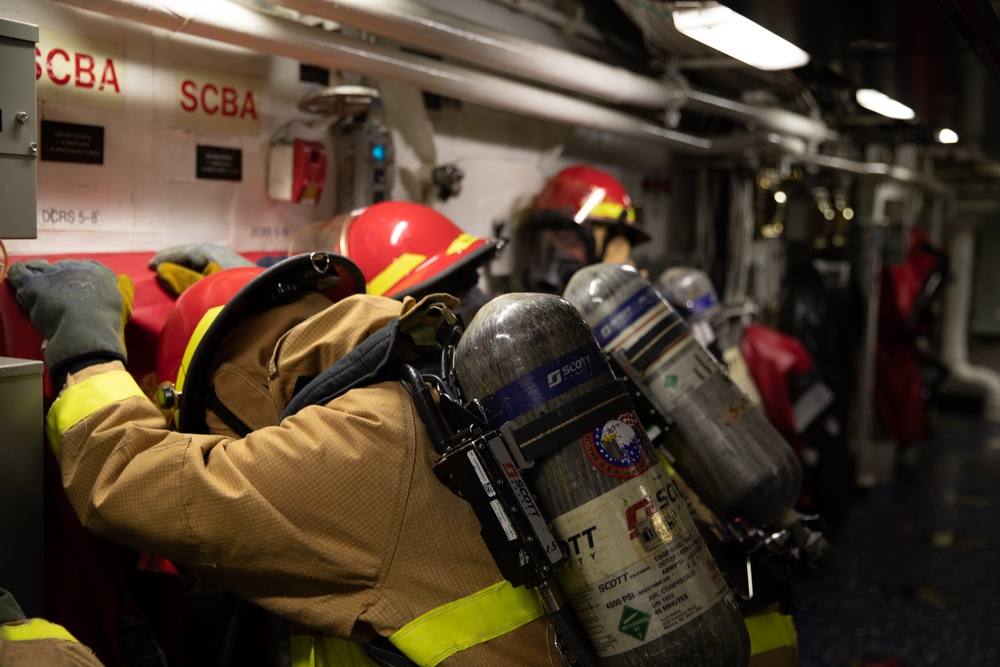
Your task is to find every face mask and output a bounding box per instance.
[524,244,583,295]
[454,284,492,326]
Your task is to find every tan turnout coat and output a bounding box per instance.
[51,293,555,666]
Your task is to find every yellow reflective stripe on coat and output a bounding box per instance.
[389,581,544,667]
[47,370,146,460]
[745,610,798,655]
[369,253,427,296]
[290,635,378,667]
[0,618,80,643]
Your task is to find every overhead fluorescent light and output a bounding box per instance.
[935,128,959,144]
[672,3,810,71]
[855,89,915,120]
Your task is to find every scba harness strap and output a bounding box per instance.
[280,298,461,425]
[281,318,401,423]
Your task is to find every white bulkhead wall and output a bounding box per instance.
[2,0,676,270]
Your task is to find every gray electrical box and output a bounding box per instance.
[0,356,45,617]
[333,116,394,214]
[0,18,39,239]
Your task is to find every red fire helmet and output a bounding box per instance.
[155,252,365,431]
[289,201,502,299]
[527,165,650,246]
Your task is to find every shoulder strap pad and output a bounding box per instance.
[280,318,400,422]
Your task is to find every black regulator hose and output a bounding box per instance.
[396,362,454,455]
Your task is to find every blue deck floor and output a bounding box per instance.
[792,408,1000,666]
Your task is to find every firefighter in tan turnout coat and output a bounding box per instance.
[7,252,555,666]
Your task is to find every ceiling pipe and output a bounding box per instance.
[266,0,833,143]
[53,0,719,153]
[48,0,945,185]
[703,132,808,156]
[801,153,949,193]
[682,89,830,143]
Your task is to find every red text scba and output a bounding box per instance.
[36,46,121,92]
[179,80,258,119]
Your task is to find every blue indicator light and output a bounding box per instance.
[372,144,386,161]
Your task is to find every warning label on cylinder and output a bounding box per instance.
[618,606,651,640]
[550,465,729,657]
[642,336,722,413]
[595,284,724,414]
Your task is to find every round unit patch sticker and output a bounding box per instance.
[582,411,654,479]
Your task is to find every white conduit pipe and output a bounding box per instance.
[683,89,830,143]
[804,153,948,194]
[53,0,714,153]
[940,227,1000,421]
[270,0,832,142]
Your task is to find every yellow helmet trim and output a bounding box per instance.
[368,253,427,296]
[446,233,477,255]
[590,201,636,223]
[174,305,225,427]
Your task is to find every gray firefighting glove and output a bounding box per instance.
[148,243,253,273]
[7,259,133,385]
[148,243,254,296]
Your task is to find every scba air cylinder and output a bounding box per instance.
[455,293,749,667]
[563,263,804,531]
